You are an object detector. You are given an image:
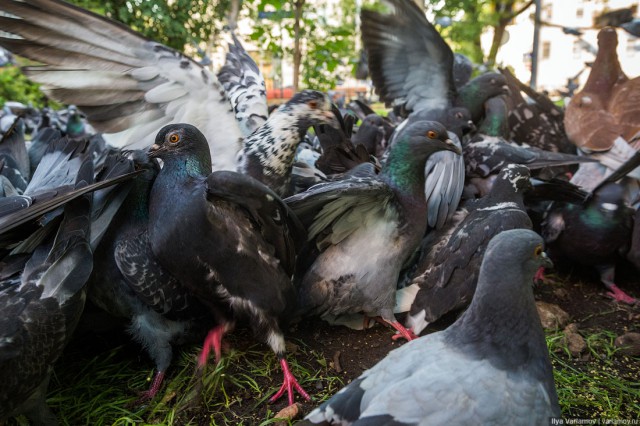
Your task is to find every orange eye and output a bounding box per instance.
[168,133,180,144]
[534,245,543,257]
[427,130,437,139]
[308,100,318,109]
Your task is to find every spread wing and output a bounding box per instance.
[0,0,243,171]
[360,0,455,113]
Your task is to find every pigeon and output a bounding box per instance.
[542,182,637,304]
[146,123,308,405]
[463,95,595,197]
[351,113,395,159]
[286,120,461,341]
[87,151,209,402]
[314,108,379,176]
[239,90,340,196]
[0,116,29,193]
[360,0,507,121]
[300,229,560,425]
[564,27,640,152]
[403,164,533,335]
[628,207,640,271]
[0,155,94,425]
[500,67,575,154]
[0,0,244,171]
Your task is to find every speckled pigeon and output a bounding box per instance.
[147,123,308,405]
[216,32,268,137]
[403,164,533,334]
[286,120,461,341]
[463,95,595,197]
[300,229,560,425]
[239,90,339,196]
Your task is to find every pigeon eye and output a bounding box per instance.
[534,245,543,257]
[168,133,180,144]
[427,130,437,139]
[308,100,318,109]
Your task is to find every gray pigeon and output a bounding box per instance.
[300,229,560,425]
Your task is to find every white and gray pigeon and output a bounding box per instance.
[286,121,461,342]
[299,229,560,426]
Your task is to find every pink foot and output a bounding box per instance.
[534,266,546,284]
[269,358,310,405]
[135,371,165,404]
[605,284,637,305]
[386,320,419,342]
[197,324,228,367]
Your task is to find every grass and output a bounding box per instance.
[16,332,344,426]
[547,330,640,419]
[9,301,640,424]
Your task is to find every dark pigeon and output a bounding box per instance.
[300,229,560,425]
[404,164,533,334]
[147,123,309,405]
[543,182,636,304]
[0,155,94,425]
[0,116,29,193]
[239,90,340,196]
[351,113,395,159]
[87,152,208,402]
[286,121,461,341]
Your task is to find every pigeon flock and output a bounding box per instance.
[0,0,638,424]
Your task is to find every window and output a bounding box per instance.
[542,41,551,59]
[577,8,584,18]
[543,4,553,20]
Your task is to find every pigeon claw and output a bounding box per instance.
[605,284,637,305]
[269,358,310,406]
[134,370,165,405]
[387,320,419,342]
[197,324,228,367]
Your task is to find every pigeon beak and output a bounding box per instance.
[540,251,554,269]
[444,138,462,155]
[147,143,163,158]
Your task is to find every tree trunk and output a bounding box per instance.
[293,0,305,92]
[486,0,534,68]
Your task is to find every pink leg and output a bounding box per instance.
[605,284,637,305]
[385,319,419,342]
[136,371,165,403]
[197,324,228,367]
[269,358,311,405]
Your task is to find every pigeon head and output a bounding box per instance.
[590,182,627,219]
[493,164,532,194]
[279,90,340,130]
[382,120,460,191]
[148,123,212,172]
[448,229,554,369]
[457,72,508,122]
[412,107,474,138]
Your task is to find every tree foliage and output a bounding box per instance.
[67,0,228,51]
[424,0,534,67]
[0,66,54,108]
